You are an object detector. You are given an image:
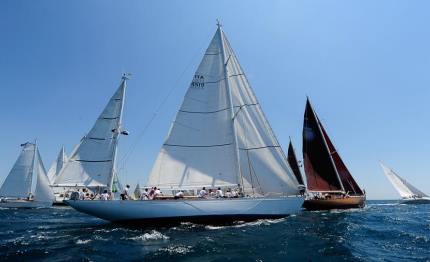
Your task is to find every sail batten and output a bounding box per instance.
[53,77,127,188]
[147,26,299,196]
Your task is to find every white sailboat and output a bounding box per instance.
[380,162,430,204]
[0,142,54,208]
[66,24,304,224]
[51,75,129,204]
[47,146,67,185]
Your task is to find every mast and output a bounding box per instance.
[29,140,38,195]
[306,98,345,192]
[107,73,128,192]
[218,21,244,192]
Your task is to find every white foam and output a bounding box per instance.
[159,245,192,255]
[76,239,92,244]
[128,230,169,241]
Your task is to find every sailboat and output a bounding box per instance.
[47,146,67,185]
[0,142,54,208]
[65,24,304,224]
[51,75,128,204]
[287,140,305,188]
[302,98,365,210]
[380,162,430,204]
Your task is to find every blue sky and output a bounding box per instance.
[1,1,430,199]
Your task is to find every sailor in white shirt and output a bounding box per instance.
[140,188,149,200]
[121,185,130,200]
[174,191,184,199]
[216,187,224,198]
[78,189,85,200]
[198,187,207,198]
[101,190,109,201]
[153,187,162,199]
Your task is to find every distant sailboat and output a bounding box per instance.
[380,162,430,204]
[302,98,365,210]
[0,142,54,208]
[51,75,129,204]
[47,146,67,185]
[66,24,304,224]
[287,140,305,186]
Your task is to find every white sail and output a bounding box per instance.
[380,162,428,198]
[147,26,299,196]
[0,142,36,198]
[147,27,237,189]
[223,31,299,196]
[53,77,127,188]
[34,147,55,203]
[47,146,67,184]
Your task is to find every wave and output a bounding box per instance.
[158,245,193,255]
[127,230,169,242]
[76,239,92,244]
[368,203,399,206]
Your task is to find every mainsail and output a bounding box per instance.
[53,76,127,188]
[380,162,428,198]
[287,141,304,185]
[147,25,299,196]
[303,99,363,195]
[47,146,67,184]
[0,142,36,198]
[0,142,54,202]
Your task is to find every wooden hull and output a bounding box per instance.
[303,195,365,210]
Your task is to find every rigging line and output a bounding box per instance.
[118,29,215,172]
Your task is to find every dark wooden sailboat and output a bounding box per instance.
[302,98,365,210]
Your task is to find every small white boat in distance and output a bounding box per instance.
[66,23,304,224]
[380,162,430,204]
[0,142,54,208]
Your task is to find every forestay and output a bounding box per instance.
[53,77,127,188]
[380,162,428,198]
[147,25,299,196]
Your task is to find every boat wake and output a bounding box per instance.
[204,217,287,230]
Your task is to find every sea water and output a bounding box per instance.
[0,200,429,261]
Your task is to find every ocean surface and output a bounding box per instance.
[0,200,429,261]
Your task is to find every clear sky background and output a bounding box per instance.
[1,1,429,200]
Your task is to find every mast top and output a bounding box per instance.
[216,19,222,29]
[122,73,131,80]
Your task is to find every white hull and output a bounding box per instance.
[400,197,430,204]
[66,196,304,224]
[0,200,52,208]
